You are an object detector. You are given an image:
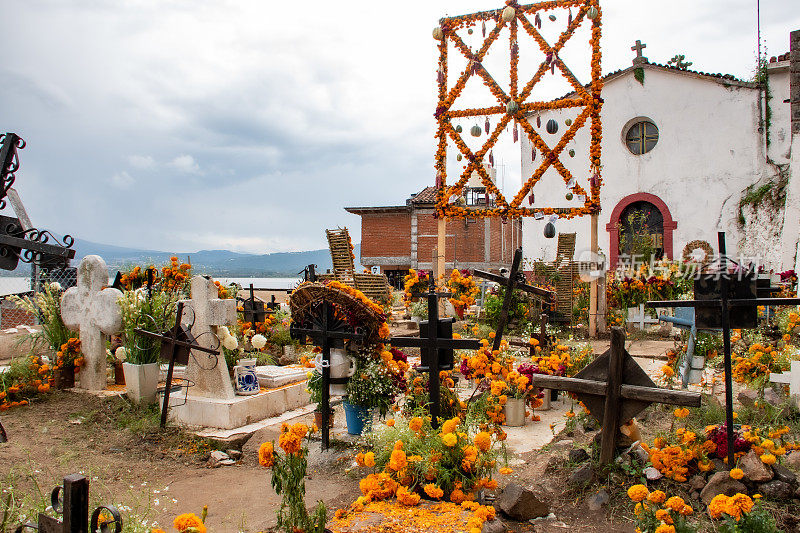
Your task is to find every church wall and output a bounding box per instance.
[521,65,781,269]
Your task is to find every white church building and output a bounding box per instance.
[521,33,799,272]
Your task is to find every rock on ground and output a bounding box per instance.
[568,464,594,486]
[497,483,550,521]
[758,480,794,500]
[740,450,774,483]
[587,489,609,511]
[700,472,748,505]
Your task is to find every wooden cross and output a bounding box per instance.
[646,232,800,466]
[182,276,238,400]
[15,474,122,533]
[473,247,555,351]
[238,283,271,326]
[631,39,647,59]
[391,276,480,428]
[61,255,123,391]
[290,299,364,450]
[529,328,701,464]
[134,302,219,427]
[771,361,800,408]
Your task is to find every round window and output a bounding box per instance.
[624,120,658,155]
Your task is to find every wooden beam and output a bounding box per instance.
[599,329,625,464]
[620,384,701,407]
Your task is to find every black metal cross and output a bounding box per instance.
[391,275,480,428]
[15,474,122,533]
[290,300,364,450]
[238,283,270,326]
[134,302,219,427]
[474,247,556,351]
[646,232,800,467]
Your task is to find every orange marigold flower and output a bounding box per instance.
[386,419,395,427]
[708,494,729,519]
[388,449,407,471]
[364,452,376,468]
[423,483,444,499]
[627,484,649,502]
[258,442,274,468]
[647,490,666,504]
[173,513,206,533]
[396,486,420,506]
[473,431,492,452]
[729,468,744,480]
[409,417,423,432]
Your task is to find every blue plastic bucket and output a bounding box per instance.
[343,400,372,435]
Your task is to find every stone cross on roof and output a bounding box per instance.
[631,39,647,64]
[61,255,123,391]
[182,276,237,399]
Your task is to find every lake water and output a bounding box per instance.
[0,276,302,297]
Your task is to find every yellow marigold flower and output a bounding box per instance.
[627,484,649,502]
[499,467,513,475]
[760,453,777,465]
[389,449,407,471]
[442,433,458,447]
[396,486,420,506]
[409,417,423,432]
[258,442,274,468]
[729,468,744,480]
[647,490,666,504]
[474,431,492,452]
[442,417,460,435]
[654,525,675,533]
[664,496,685,513]
[364,452,376,468]
[424,483,444,499]
[173,513,206,533]
[708,494,729,519]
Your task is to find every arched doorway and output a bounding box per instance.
[606,193,677,268]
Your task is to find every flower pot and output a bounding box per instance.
[114,361,126,386]
[54,366,75,389]
[122,362,159,403]
[503,397,526,427]
[539,389,552,411]
[314,349,354,396]
[343,400,373,435]
[313,409,335,428]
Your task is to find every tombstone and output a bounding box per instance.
[60,256,123,391]
[182,275,237,399]
[627,303,659,330]
[771,361,800,408]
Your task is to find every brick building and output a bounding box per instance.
[345,179,523,288]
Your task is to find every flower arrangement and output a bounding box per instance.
[403,269,430,307]
[433,1,604,220]
[446,269,479,316]
[403,369,464,423]
[628,485,695,533]
[8,281,74,354]
[708,493,780,531]
[258,423,326,533]
[117,265,157,291]
[347,357,404,417]
[0,355,52,411]
[160,256,192,295]
[118,289,181,365]
[55,337,84,374]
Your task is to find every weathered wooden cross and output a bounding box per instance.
[61,255,123,391]
[15,473,122,533]
[474,247,555,350]
[290,299,364,450]
[646,232,800,466]
[134,302,219,427]
[529,328,701,465]
[238,283,270,325]
[391,276,480,428]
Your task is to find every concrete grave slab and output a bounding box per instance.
[256,365,309,389]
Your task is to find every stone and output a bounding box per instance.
[785,451,800,470]
[552,439,574,450]
[700,472,748,505]
[689,475,707,492]
[206,431,254,450]
[60,255,123,391]
[737,389,758,409]
[182,276,238,400]
[758,480,793,500]
[208,450,232,467]
[545,456,565,473]
[644,467,663,481]
[583,418,598,432]
[481,519,507,533]
[568,464,594,486]
[740,450,774,483]
[568,448,590,464]
[763,387,782,406]
[587,489,609,511]
[496,483,550,521]
[773,464,797,486]
[256,365,309,389]
[226,449,243,460]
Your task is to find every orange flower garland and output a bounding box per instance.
[433,0,603,220]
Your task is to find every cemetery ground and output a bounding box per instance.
[5,331,800,533]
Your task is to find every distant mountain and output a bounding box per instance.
[70,238,362,277]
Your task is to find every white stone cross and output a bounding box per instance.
[627,303,660,330]
[61,255,123,391]
[770,361,800,407]
[182,275,237,399]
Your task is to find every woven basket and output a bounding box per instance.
[289,282,385,342]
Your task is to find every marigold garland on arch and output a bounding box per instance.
[433,0,604,220]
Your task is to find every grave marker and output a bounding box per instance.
[391,276,480,427]
[61,255,123,391]
[646,232,800,466]
[474,247,555,350]
[182,276,237,400]
[771,361,800,407]
[14,474,122,533]
[529,328,701,464]
[238,283,270,325]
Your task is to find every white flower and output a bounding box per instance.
[251,334,267,350]
[217,326,232,339]
[115,347,127,362]
[222,335,239,351]
[49,282,62,291]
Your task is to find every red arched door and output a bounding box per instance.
[606,192,677,269]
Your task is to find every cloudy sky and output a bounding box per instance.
[1,0,797,254]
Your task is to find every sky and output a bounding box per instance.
[1,0,797,255]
